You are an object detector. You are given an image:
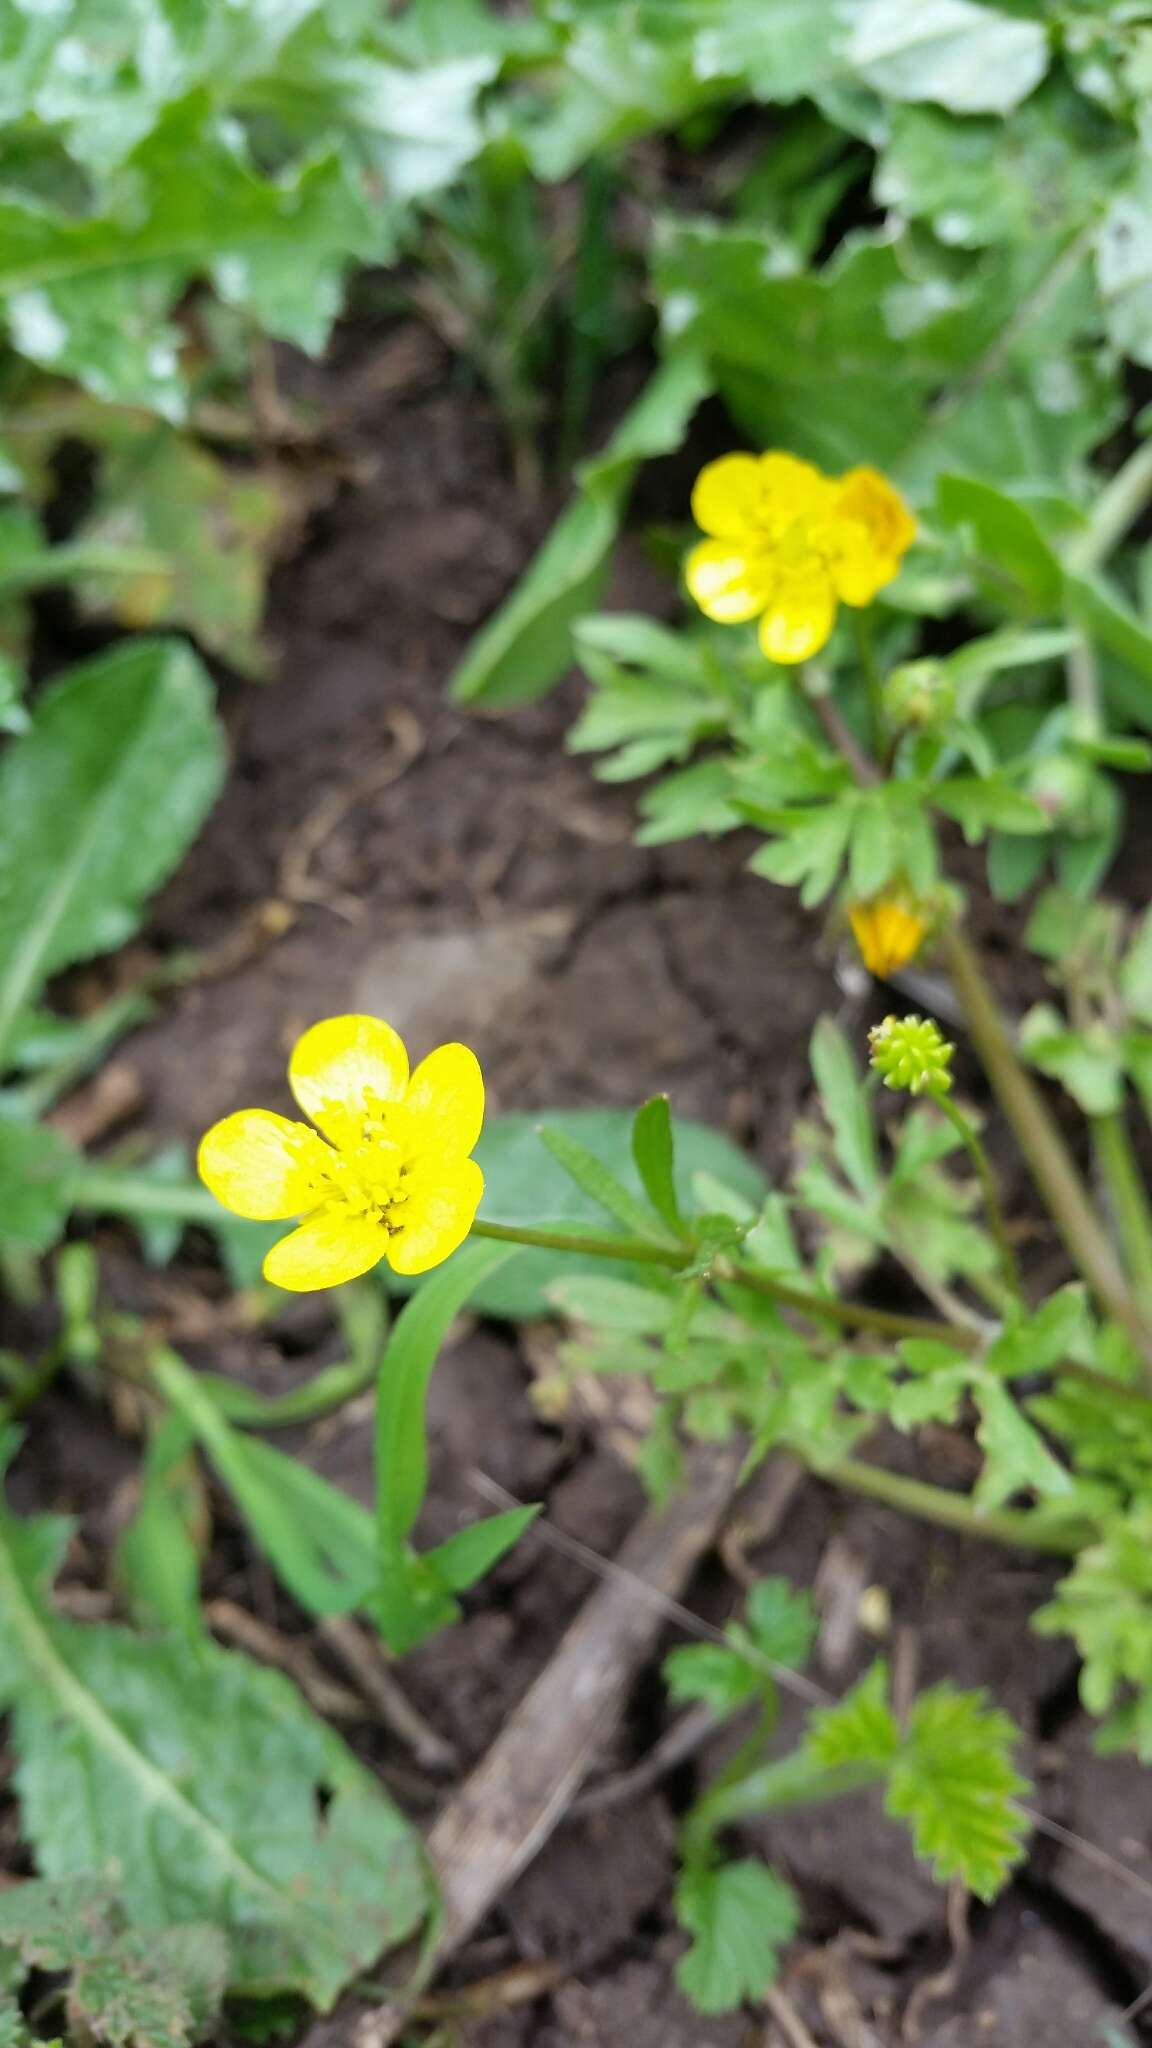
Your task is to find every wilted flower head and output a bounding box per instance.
[198,1015,484,1290]
[685,451,915,665]
[849,892,929,978]
[869,1014,955,1096]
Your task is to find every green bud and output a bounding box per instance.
[884,659,957,731]
[868,1014,955,1096]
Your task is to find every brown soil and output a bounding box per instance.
[12,323,1152,2045]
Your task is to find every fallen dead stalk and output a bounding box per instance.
[347,1444,742,2048]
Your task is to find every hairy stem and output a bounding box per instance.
[1092,1109,1152,1311]
[939,925,1152,1373]
[825,1455,1087,1553]
[932,1088,1022,1300]
[1068,437,1152,575]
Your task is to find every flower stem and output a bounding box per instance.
[469,1218,967,1343]
[825,1455,1088,1553]
[1068,436,1152,574]
[1091,1109,1152,1312]
[853,609,886,759]
[938,925,1152,1373]
[931,1087,1021,1301]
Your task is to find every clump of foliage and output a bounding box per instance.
[6,0,1152,2035]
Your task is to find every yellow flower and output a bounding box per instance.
[198,1015,484,1290]
[685,451,915,664]
[849,895,928,978]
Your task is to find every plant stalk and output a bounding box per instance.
[932,1088,1022,1300]
[1068,437,1152,575]
[1091,1109,1152,1312]
[939,925,1152,1374]
[825,1454,1087,1554]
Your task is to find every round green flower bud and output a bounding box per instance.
[868,1014,955,1096]
[884,660,957,732]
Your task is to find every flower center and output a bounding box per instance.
[306,1093,416,1230]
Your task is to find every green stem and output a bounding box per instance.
[932,1088,1022,1301]
[469,1219,971,1344]
[72,1169,227,1227]
[1091,1109,1152,1312]
[825,1455,1087,1554]
[1068,437,1152,574]
[854,610,886,759]
[939,925,1152,1374]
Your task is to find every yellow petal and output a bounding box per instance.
[757,570,837,664]
[289,1014,409,1140]
[386,1157,485,1276]
[405,1042,485,1157]
[263,1209,387,1292]
[685,539,770,624]
[833,467,915,604]
[197,1109,326,1220]
[691,453,766,538]
[756,452,836,531]
[849,901,926,977]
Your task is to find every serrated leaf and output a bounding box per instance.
[674,1859,799,2014]
[806,1662,899,1772]
[664,1643,761,1716]
[974,1376,1073,1510]
[70,1923,229,2048]
[0,640,224,1069]
[0,1474,430,2005]
[739,1577,818,1670]
[885,1684,1029,1898]
[934,472,1062,610]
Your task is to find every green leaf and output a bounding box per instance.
[539,1122,671,1241]
[805,1661,899,1772]
[375,1237,515,1651]
[985,1285,1089,1380]
[934,473,1062,610]
[70,416,287,673]
[810,1016,878,1200]
[1122,909,1152,1024]
[0,1468,430,2005]
[1020,1004,1125,1114]
[1096,172,1152,369]
[631,1095,685,1237]
[548,1272,675,1332]
[0,1116,79,1253]
[81,1111,767,1323]
[1035,1508,1152,1753]
[845,0,1049,115]
[674,1860,799,2015]
[740,1577,818,1669]
[664,1643,761,1717]
[932,775,1050,840]
[70,1922,229,2048]
[885,1684,1029,1898]
[150,1349,376,1618]
[113,1416,208,1646]
[0,640,224,1069]
[448,349,711,706]
[422,1504,539,1594]
[973,1376,1073,1510]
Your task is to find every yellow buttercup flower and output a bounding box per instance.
[849,895,928,978]
[198,1015,484,1290]
[685,451,915,664]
